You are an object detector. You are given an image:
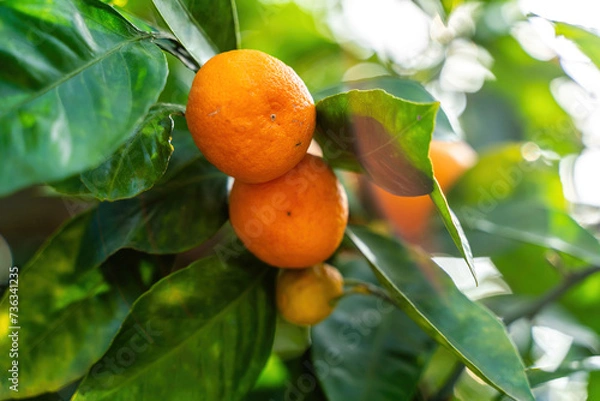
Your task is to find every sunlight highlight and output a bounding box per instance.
[519,0,600,32]
[329,0,433,69]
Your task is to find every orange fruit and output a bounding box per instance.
[369,140,477,243]
[229,154,348,268]
[276,263,344,326]
[186,49,316,183]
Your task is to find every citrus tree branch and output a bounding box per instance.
[430,264,600,401]
[153,34,200,72]
[503,264,600,325]
[341,278,396,305]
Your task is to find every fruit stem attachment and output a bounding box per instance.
[337,278,395,306]
[153,34,201,72]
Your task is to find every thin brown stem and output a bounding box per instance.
[504,265,600,325]
[431,264,600,400]
[339,278,396,305]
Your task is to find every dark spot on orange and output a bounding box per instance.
[287,211,292,216]
[271,114,276,121]
[295,142,302,147]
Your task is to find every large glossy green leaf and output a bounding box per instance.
[555,23,600,70]
[51,104,184,201]
[0,0,168,196]
[72,255,276,401]
[315,77,458,141]
[152,0,239,66]
[316,89,474,279]
[58,155,227,263]
[466,201,600,266]
[0,242,168,400]
[315,89,437,195]
[347,226,535,401]
[0,157,227,399]
[96,159,227,254]
[312,258,435,401]
[431,180,477,283]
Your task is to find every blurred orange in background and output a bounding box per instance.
[368,140,477,244]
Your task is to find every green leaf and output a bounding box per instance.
[460,90,523,151]
[312,258,435,401]
[589,371,600,401]
[347,226,535,401]
[5,393,68,401]
[252,354,289,389]
[465,201,600,266]
[315,89,437,195]
[51,104,184,201]
[449,143,566,216]
[0,0,168,197]
[244,352,329,401]
[72,255,276,401]
[431,181,477,283]
[445,145,587,267]
[0,158,227,398]
[432,256,511,300]
[481,36,580,156]
[0,241,167,399]
[315,77,458,141]
[489,244,563,299]
[316,88,475,280]
[555,23,600,70]
[98,158,228,254]
[442,0,464,16]
[152,0,239,66]
[234,0,346,92]
[563,271,600,335]
[272,316,311,361]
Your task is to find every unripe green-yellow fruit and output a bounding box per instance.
[276,263,344,326]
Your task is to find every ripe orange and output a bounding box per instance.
[186,49,316,183]
[369,140,477,243]
[229,154,349,268]
[276,263,344,326]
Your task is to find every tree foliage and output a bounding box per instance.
[1,0,599,400]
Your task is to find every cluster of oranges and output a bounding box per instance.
[185,49,478,324]
[186,49,347,325]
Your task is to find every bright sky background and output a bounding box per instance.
[322,0,600,208]
[519,0,600,32]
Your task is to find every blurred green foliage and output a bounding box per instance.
[1,0,600,400]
